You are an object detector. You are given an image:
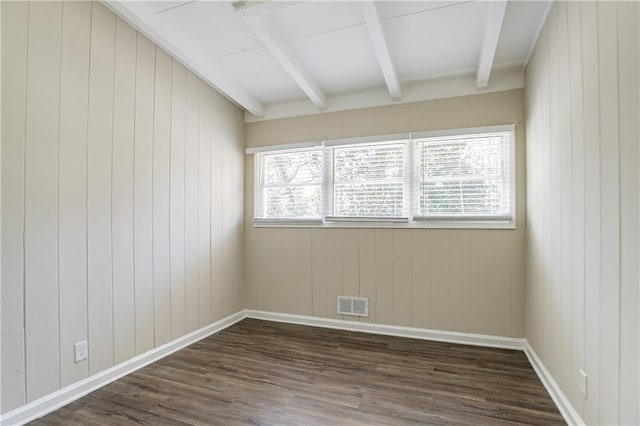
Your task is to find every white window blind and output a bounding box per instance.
[255,147,323,220]
[327,141,408,219]
[414,130,513,220]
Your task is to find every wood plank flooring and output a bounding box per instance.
[31,319,565,425]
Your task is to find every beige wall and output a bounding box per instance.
[245,90,526,338]
[525,2,639,424]
[1,1,245,413]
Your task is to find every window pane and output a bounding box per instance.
[334,144,404,182]
[258,148,323,219]
[331,142,407,217]
[334,183,404,217]
[263,150,323,186]
[416,133,512,217]
[264,186,321,218]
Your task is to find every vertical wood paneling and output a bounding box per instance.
[210,91,224,321]
[251,229,273,312]
[509,92,526,338]
[87,2,115,375]
[311,229,328,318]
[233,111,245,313]
[341,230,359,322]
[152,48,172,346]
[449,233,470,333]
[358,230,376,324]
[410,231,430,329]
[596,4,620,422]
[198,86,213,325]
[23,0,62,401]
[281,229,312,315]
[112,17,137,364]
[58,0,91,387]
[325,231,345,320]
[538,24,552,368]
[391,231,411,327]
[426,231,452,331]
[580,3,601,422]
[265,228,284,313]
[319,229,360,321]
[555,2,573,393]
[617,2,640,423]
[525,2,639,424]
[374,230,393,325]
[133,34,156,354]
[467,232,496,335]
[169,60,187,338]
[244,217,259,310]
[1,0,28,411]
[3,1,245,412]
[547,6,562,378]
[493,236,513,337]
[221,102,234,317]
[567,1,585,412]
[184,71,200,332]
[525,37,542,350]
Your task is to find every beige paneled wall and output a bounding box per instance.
[245,90,526,337]
[525,2,639,424]
[1,1,245,413]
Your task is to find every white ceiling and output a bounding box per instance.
[107,0,551,121]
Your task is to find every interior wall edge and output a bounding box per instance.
[523,341,586,426]
[524,1,639,424]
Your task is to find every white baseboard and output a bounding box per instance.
[244,309,525,350]
[523,340,585,426]
[2,308,583,426]
[0,310,246,426]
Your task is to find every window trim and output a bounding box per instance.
[248,124,516,229]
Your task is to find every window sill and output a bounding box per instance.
[253,219,516,230]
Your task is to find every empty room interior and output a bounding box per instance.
[1,0,639,425]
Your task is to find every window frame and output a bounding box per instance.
[249,125,516,229]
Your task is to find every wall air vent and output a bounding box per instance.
[337,296,369,317]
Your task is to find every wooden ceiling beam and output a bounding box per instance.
[476,1,508,89]
[360,1,402,101]
[243,16,328,110]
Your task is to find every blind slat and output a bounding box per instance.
[329,143,407,218]
[415,131,512,217]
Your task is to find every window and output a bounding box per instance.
[255,147,323,221]
[413,130,513,221]
[250,125,515,228]
[326,140,408,219]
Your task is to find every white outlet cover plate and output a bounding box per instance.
[579,369,588,398]
[74,341,88,363]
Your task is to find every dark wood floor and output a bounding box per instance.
[32,319,564,425]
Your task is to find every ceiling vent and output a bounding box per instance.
[337,296,368,317]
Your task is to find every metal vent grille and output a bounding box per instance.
[337,296,369,317]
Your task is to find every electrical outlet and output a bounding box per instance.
[74,341,88,363]
[579,369,588,398]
